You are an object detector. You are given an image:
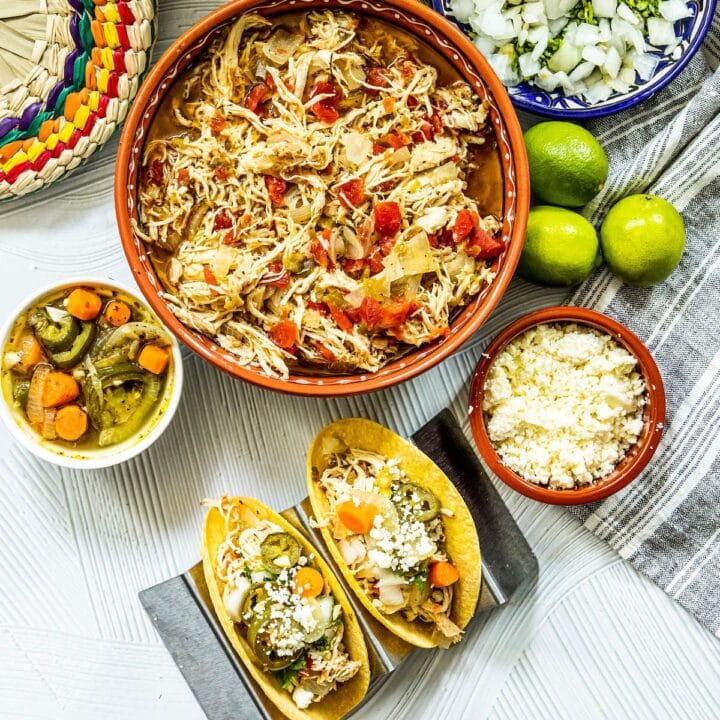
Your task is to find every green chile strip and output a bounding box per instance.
[97,374,162,446]
[260,533,301,574]
[50,322,96,368]
[31,311,79,352]
[397,483,441,522]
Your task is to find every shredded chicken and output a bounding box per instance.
[138,10,502,379]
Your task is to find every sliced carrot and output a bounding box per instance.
[138,344,170,375]
[428,561,460,588]
[55,405,88,441]
[66,288,102,320]
[16,333,44,374]
[104,300,132,327]
[41,372,80,408]
[337,500,378,535]
[293,567,324,598]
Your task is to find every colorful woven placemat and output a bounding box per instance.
[0,0,156,200]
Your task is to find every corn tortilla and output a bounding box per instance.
[307,419,482,649]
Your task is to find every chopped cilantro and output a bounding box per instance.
[274,654,307,690]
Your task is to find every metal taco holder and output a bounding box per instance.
[139,410,539,720]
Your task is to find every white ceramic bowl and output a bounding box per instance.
[0,277,184,469]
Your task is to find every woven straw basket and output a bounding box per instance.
[0,0,157,200]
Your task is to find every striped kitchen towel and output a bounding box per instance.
[568,9,720,638]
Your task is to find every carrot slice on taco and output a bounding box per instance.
[307,419,482,649]
[202,496,370,720]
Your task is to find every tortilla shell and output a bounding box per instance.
[201,496,370,720]
[307,419,482,649]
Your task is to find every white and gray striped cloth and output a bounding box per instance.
[561,10,720,637]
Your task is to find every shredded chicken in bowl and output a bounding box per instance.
[137,10,503,379]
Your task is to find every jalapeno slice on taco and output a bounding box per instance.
[202,496,370,720]
[307,419,481,649]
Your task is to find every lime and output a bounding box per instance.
[518,206,601,287]
[600,194,685,286]
[524,122,609,207]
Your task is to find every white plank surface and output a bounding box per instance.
[1,2,719,718]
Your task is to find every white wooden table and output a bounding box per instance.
[1,3,719,718]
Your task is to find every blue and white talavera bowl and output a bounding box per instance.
[432,0,717,118]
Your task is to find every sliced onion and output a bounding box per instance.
[262,29,303,66]
[41,408,57,440]
[27,364,51,426]
[46,306,70,322]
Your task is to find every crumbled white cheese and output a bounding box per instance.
[483,323,646,489]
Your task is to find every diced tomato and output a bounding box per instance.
[268,320,298,350]
[365,66,389,95]
[360,296,382,330]
[375,234,396,257]
[315,342,336,363]
[411,122,434,144]
[366,251,385,275]
[264,175,287,206]
[407,95,419,108]
[378,300,416,329]
[428,112,443,135]
[327,303,353,332]
[306,300,329,315]
[386,131,409,150]
[177,168,189,182]
[344,306,362,323]
[214,165,229,181]
[265,73,276,91]
[342,258,366,276]
[451,154,461,163]
[465,227,505,260]
[261,261,290,287]
[400,57,416,79]
[453,208,477,243]
[337,178,365,208]
[374,201,402,237]
[244,82,269,113]
[309,238,329,268]
[430,228,454,248]
[203,264,218,286]
[213,209,233,231]
[372,142,386,155]
[148,159,164,185]
[309,80,342,124]
[210,114,227,134]
[222,231,237,245]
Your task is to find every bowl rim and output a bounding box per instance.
[0,276,184,470]
[114,0,530,396]
[432,0,719,119]
[468,305,666,505]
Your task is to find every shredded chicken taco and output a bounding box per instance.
[137,10,504,379]
[202,496,370,720]
[307,419,481,648]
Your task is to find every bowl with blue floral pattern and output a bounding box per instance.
[432,0,717,118]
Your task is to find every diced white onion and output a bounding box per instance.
[659,0,692,22]
[647,17,677,46]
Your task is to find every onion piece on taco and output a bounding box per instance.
[202,496,370,720]
[307,418,481,649]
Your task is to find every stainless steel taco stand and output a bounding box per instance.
[139,410,538,720]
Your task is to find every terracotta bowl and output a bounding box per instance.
[468,306,666,505]
[114,0,529,396]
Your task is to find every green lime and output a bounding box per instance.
[524,122,609,207]
[519,206,601,287]
[600,194,685,286]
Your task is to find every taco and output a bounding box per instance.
[307,419,481,649]
[202,496,370,720]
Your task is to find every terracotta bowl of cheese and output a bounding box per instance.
[114,0,529,396]
[468,306,666,505]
